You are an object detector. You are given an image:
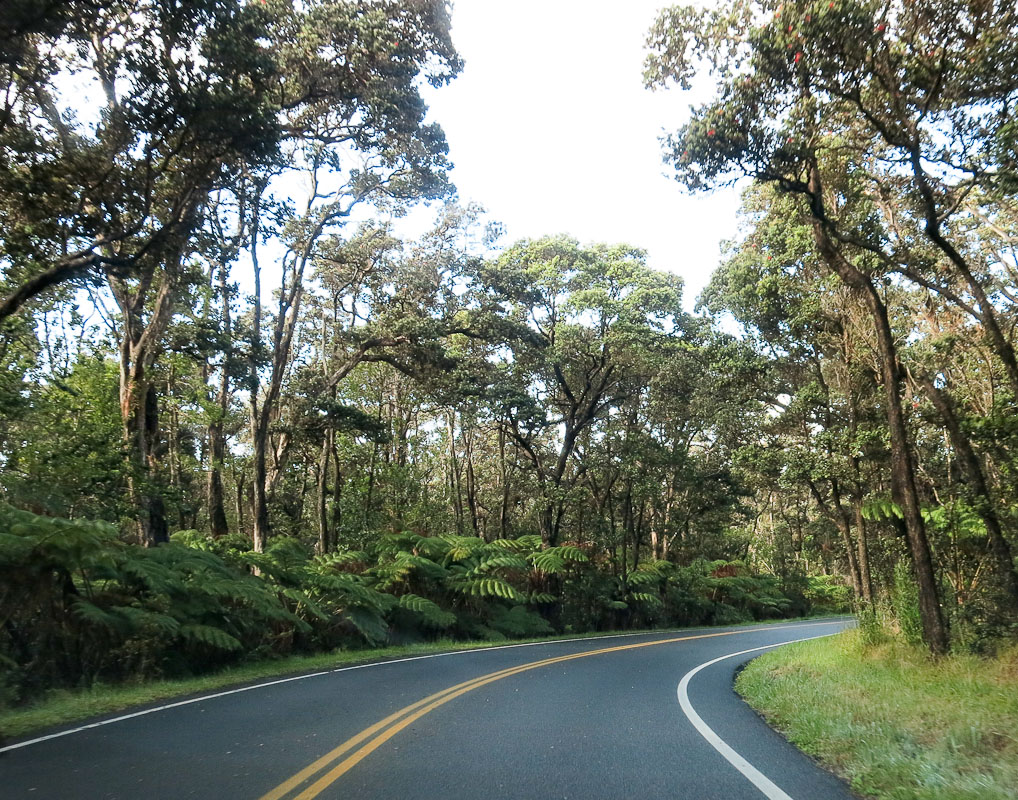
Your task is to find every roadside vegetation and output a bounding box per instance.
[738,626,1018,800]
[1,616,837,741]
[1,502,841,722]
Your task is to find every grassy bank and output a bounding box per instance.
[2,615,837,742]
[736,629,1018,800]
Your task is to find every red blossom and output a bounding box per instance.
[707,129,716,136]
[794,52,802,63]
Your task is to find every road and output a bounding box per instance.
[2,618,856,799]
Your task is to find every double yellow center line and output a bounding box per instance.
[259,621,842,800]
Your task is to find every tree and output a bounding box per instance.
[639,0,1018,653]
[481,237,686,547]
[242,0,461,552]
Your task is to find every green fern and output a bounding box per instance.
[545,545,588,563]
[342,607,388,646]
[488,605,553,637]
[455,576,521,601]
[480,554,529,571]
[397,594,456,627]
[625,570,660,587]
[530,551,566,573]
[178,624,242,652]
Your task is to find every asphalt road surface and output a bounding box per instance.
[2,618,857,799]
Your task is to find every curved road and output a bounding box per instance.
[2,618,855,799]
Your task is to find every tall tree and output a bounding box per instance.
[482,237,686,547]
[639,0,1018,653]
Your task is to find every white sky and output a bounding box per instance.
[418,0,743,309]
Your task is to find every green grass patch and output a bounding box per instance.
[1,615,838,742]
[736,629,1018,800]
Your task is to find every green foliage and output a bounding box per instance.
[739,631,1018,800]
[0,505,298,701]
[0,501,818,707]
[892,561,924,647]
[805,575,852,613]
[488,606,554,638]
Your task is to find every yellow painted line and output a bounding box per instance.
[260,621,844,800]
[257,661,550,800]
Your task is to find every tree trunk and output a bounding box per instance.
[498,425,510,539]
[251,412,270,553]
[207,259,232,537]
[317,430,332,554]
[122,381,168,547]
[909,147,1018,398]
[114,263,177,548]
[447,411,464,533]
[916,374,1018,614]
[807,478,863,600]
[207,427,229,537]
[464,425,481,536]
[234,466,246,532]
[331,440,343,542]
[807,162,948,654]
[853,495,874,605]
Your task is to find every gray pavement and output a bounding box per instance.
[1,618,857,799]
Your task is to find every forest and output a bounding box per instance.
[1,0,1017,707]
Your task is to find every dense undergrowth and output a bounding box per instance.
[737,628,1018,800]
[0,504,845,707]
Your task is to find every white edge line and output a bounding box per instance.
[676,631,841,800]
[2,619,848,754]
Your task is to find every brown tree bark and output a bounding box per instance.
[806,162,949,654]
[111,249,180,547]
[853,495,875,605]
[317,429,332,554]
[806,478,863,601]
[915,374,1018,614]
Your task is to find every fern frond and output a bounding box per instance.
[488,605,553,637]
[178,624,242,651]
[397,594,456,627]
[480,554,529,571]
[71,597,126,633]
[454,576,521,601]
[625,571,659,586]
[342,607,388,645]
[545,545,588,563]
[530,552,565,573]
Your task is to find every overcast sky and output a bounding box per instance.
[417,0,744,309]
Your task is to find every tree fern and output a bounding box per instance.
[530,551,566,573]
[453,575,522,601]
[545,545,588,563]
[397,593,456,627]
[480,554,529,572]
[489,605,553,637]
[178,624,243,652]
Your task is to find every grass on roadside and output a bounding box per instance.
[2,614,838,742]
[736,629,1018,800]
